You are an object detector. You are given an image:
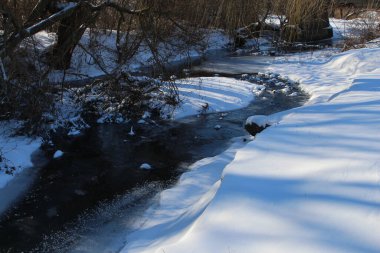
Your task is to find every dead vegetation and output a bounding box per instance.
[0,0,370,135]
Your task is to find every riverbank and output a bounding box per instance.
[121,47,380,253]
[0,29,231,215]
[0,123,42,214]
[1,16,379,252]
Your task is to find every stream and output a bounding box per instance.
[0,54,308,252]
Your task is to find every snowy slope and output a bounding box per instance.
[0,124,42,190]
[121,48,380,253]
[173,77,259,119]
[0,124,42,214]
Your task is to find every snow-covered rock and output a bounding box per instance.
[245,115,272,127]
[244,115,273,136]
[53,150,64,159]
[139,163,152,170]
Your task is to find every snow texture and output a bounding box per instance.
[0,123,42,190]
[139,163,152,170]
[0,123,42,215]
[246,115,273,127]
[173,77,258,119]
[121,47,380,253]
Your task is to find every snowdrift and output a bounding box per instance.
[121,48,380,253]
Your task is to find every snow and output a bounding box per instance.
[0,124,42,190]
[330,16,380,42]
[53,150,64,159]
[123,137,249,253]
[0,123,42,215]
[128,127,135,136]
[139,163,152,170]
[121,47,380,252]
[3,15,380,252]
[48,29,229,83]
[172,77,258,119]
[246,115,273,127]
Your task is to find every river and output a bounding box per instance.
[0,54,307,252]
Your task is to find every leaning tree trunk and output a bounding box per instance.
[51,6,96,70]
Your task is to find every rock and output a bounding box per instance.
[214,125,222,130]
[245,123,267,136]
[245,115,272,136]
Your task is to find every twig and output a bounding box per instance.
[0,57,8,81]
[77,43,110,76]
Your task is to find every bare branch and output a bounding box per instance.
[77,42,110,76]
[3,2,79,55]
[24,3,78,36]
[0,57,8,81]
[85,1,149,15]
[25,0,51,26]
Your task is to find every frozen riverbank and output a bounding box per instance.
[121,48,380,253]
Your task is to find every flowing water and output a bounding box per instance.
[0,54,308,252]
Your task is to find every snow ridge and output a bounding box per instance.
[121,47,380,253]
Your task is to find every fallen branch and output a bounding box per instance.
[0,57,8,81]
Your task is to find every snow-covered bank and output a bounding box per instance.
[122,137,250,253]
[0,125,42,190]
[0,124,42,214]
[173,77,261,119]
[47,30,230,82]
[121,48,380,253]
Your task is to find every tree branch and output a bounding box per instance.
[4,2,79,54]
[25,0,51,26]
[0,57,8,81]
[85,1,149,15]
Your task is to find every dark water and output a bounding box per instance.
[0,73,307,252]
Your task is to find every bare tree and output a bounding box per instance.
[0,0,148,71]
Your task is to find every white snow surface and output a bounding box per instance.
[139,163,152,170]
[121,48,380,253]
[173,77,258,119]
[53,150,64,159]
[0,123,42,190]
[246,115,275,127]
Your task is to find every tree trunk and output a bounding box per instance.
[51,6,96,70]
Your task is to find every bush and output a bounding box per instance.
[77,73,179,124]
[0,79,55,135]
[342,11,380,51]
